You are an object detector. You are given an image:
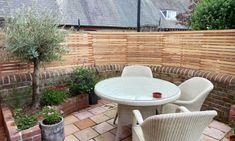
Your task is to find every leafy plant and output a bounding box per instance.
[69,83,82,97]
[15,114,38,130]
[69,67,97,95]
[191,0,235,30]
[40,89,68,106]
[42,106,61,125]
[4,7,68,108]
[14,108,39,130]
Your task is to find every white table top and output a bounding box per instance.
[95,77,181,106]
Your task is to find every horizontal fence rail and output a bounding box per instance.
[0,30,235,75]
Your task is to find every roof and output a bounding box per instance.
[0,0,190,29]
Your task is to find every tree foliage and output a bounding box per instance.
[4,7,67,62]
[4,7,68,108]
[191,0,235,30]
[176,0,199,26]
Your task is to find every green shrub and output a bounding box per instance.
[40,89,67,106]
[69,83,82,97]
[69,67,97,96]
[42,106,61,125]
[14,108,38,130]
[191,0,235,30]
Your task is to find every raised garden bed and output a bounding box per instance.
[55,94,89,116]
[1,106,41,141]
[1,94,89,141]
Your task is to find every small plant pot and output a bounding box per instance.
[230,134,235,141]
[40,117,64,141]
[89,91,98,105]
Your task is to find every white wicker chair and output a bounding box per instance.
[173,77,214,111]
[121,65,153,78]
[113,65,153,124]
[132,107,217,141]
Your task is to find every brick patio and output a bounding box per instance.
[63,99,232,141]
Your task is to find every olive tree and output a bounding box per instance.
[4,7,67,109]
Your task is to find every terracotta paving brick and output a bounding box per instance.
[88,107,108,115]
[121,136,132,141]
[94,132,115,141]
[110,127,117,135]
[103,109,117,118]
[87,103,104,110]
[203,127,226,140]
[92,122,115,134]
[74,127,99,141]
[201,134,218,141]
[224,130,234,138]
[101,104,117,110]
[98,99,112,105]
[64,135,80,141]
[64,124,80,136]
[90,114,110,124]
[63,101,231,141]
[209,120,231,133]
[110,126,132,139]
[64,115,80,125]
[221,138,229,141]
[106,118,117,127]
[74,118,96,130]
[73,111,94,120]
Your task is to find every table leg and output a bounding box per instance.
[115,104,159,140]
[115,122,122,141]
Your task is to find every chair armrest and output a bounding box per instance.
[133,110,144,125]
[176,106,191,113]
[174,99,194,105]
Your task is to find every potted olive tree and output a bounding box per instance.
[70,67,98,105]
[40,106,64,141]
[4,7,67,109]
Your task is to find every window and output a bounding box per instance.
[160,10,177,20]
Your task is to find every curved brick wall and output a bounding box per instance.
[0,65,234,122]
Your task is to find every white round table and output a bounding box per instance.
[95,77,181,141]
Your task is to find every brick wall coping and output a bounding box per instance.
[1,106,41,141]
[0,64,234,86]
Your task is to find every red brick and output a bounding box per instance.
[22,126,40,139]
[32,135,42,141]
[10,134,21,141]
[23,138,33,141]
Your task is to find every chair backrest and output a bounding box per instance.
[178,77,214,111]
[121,65,153,78]
[141,110,217,141]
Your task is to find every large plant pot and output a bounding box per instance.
[230,134,235,141]
[40,117,64,141]
[89,91,98,105]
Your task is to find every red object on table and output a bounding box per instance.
[153,92,162,98]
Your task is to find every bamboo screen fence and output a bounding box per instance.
[0,30,234,75]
